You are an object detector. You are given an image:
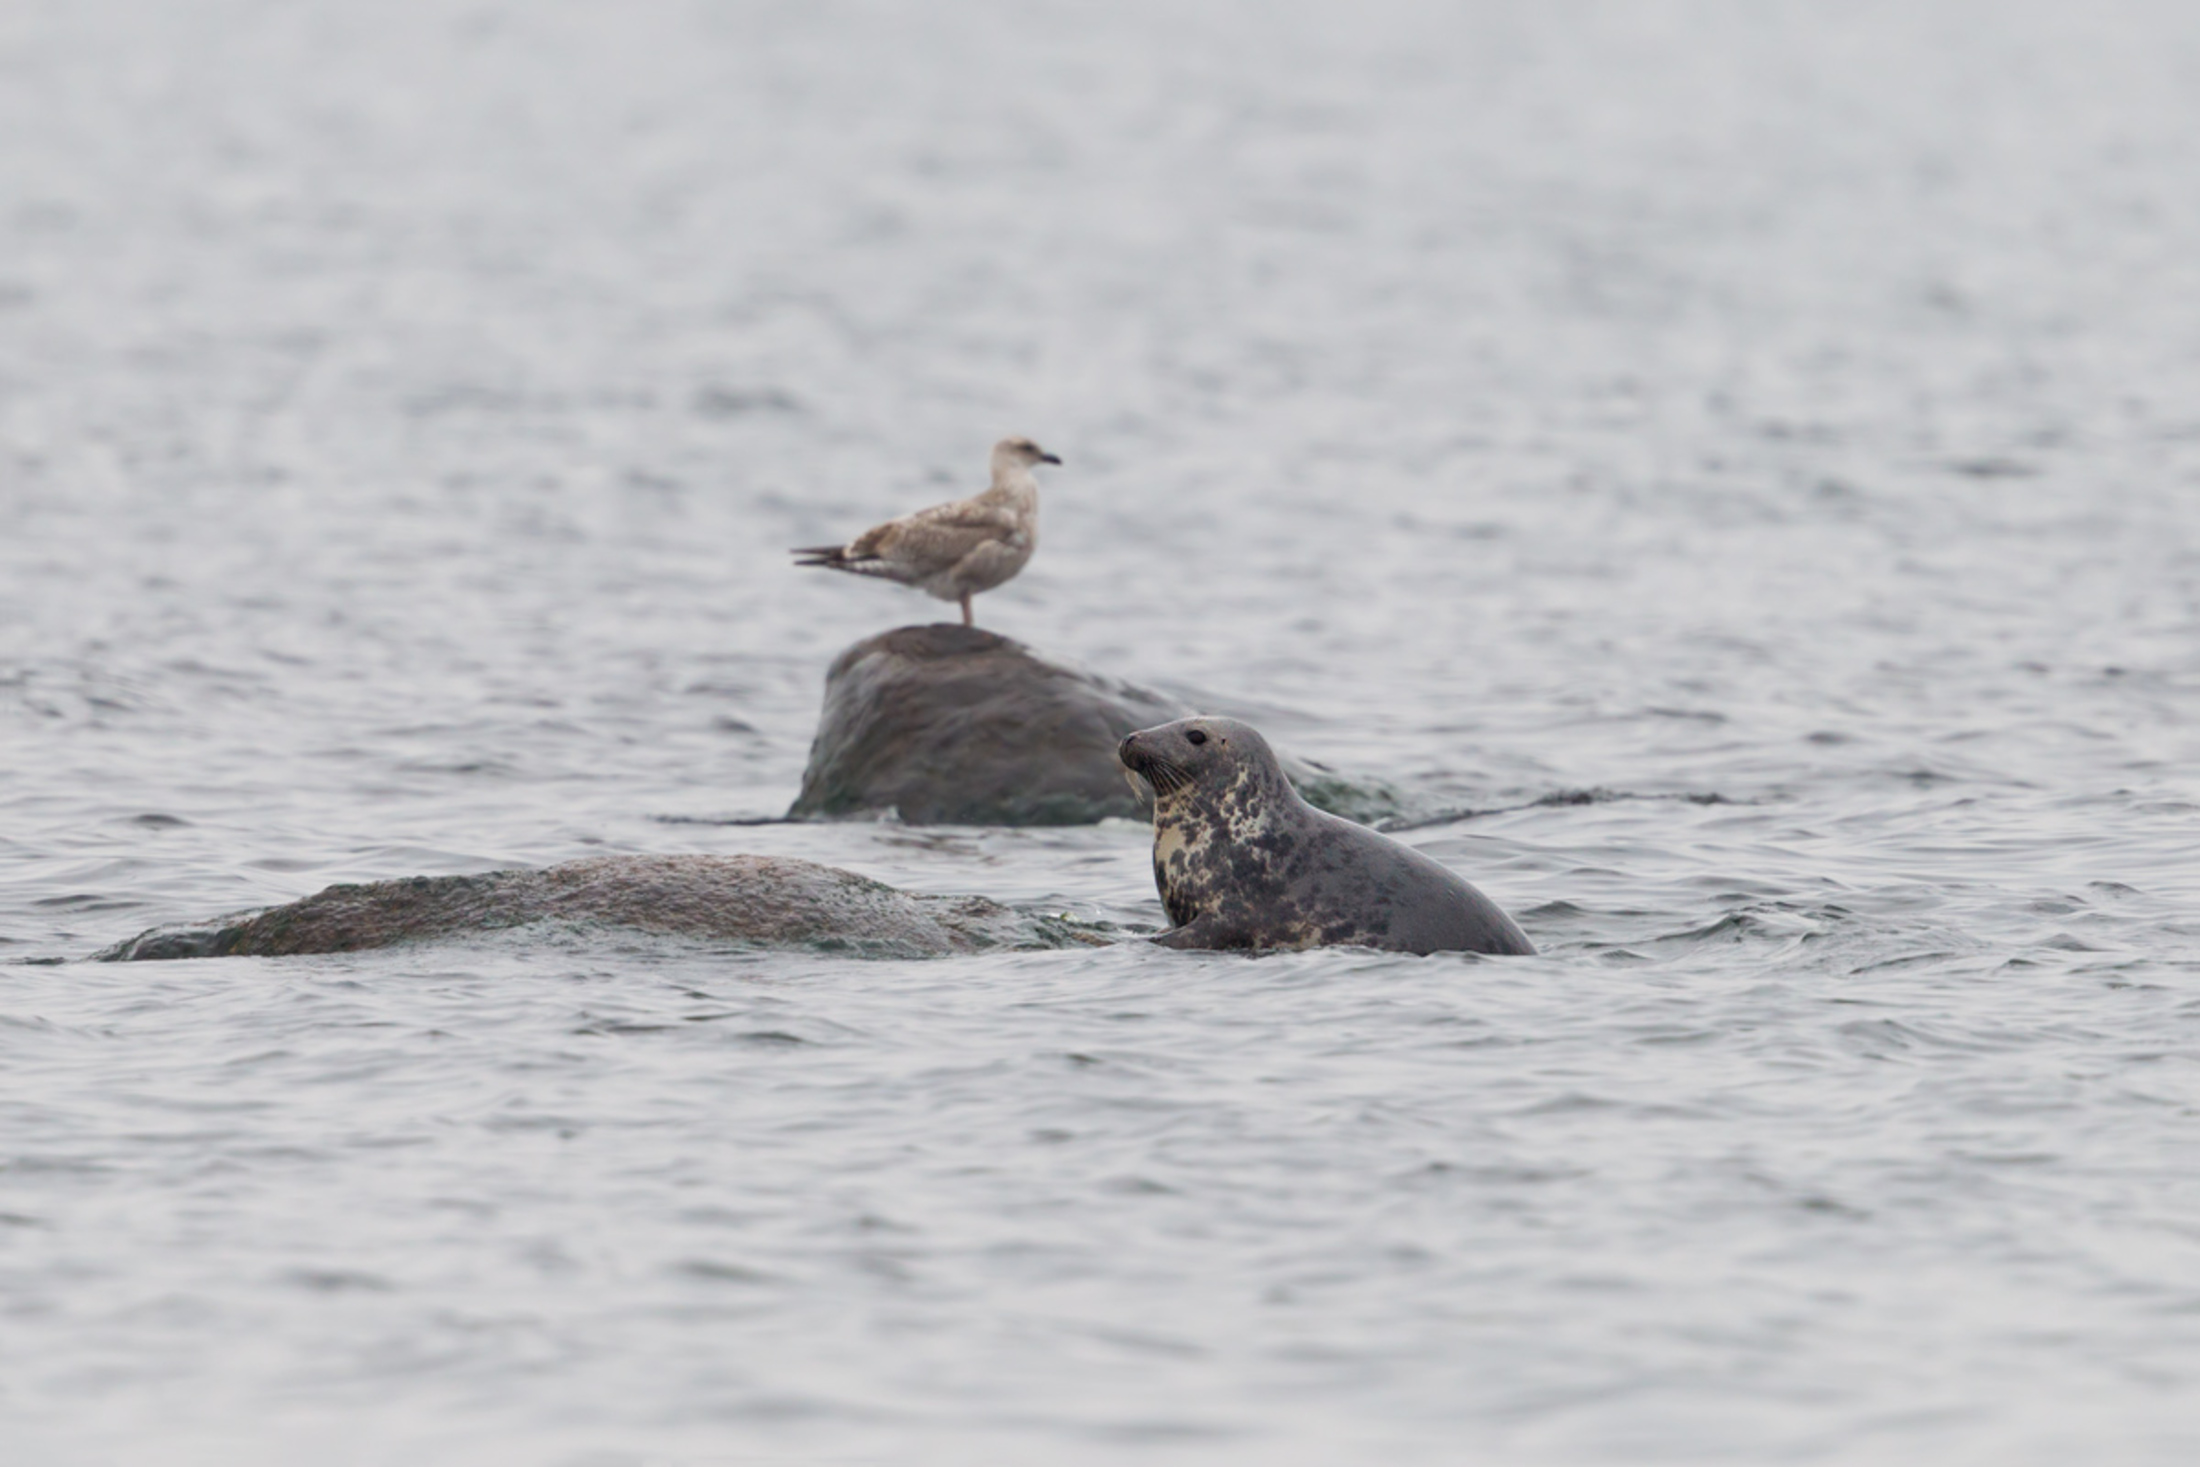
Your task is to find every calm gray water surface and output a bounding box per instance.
[6,2,2200,1461]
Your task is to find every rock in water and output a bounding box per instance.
[789,625,1191,825]
[98,854,1107,961]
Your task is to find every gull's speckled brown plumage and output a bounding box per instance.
[794,437,1061,626]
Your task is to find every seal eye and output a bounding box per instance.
[1185,729,1208,746]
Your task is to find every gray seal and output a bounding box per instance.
[1117,717,1535,956]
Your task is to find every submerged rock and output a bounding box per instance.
[788,624,1400,825]
[98,854,1113,961]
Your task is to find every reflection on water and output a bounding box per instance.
[5,1,2200,1461]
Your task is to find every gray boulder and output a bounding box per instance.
[99,854,1112,961]
[787,625,1401,826]
[788,625,1187,825]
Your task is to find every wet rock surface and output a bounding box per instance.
[788,625,1193,825]
[99,854,1114,961]
[788,625,1398,825]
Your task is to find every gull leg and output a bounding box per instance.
[959,591,973,626]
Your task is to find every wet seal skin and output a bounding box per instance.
[1118,717,1535,956]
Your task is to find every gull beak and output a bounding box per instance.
[1039,452,1063,465]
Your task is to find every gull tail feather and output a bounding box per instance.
[793,545,901,580]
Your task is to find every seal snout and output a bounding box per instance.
[1117,730,1161,785]
[1118,723,1197,796]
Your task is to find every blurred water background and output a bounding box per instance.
[5,1,2200,1461]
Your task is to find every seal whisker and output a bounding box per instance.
[1136,756,1191,795]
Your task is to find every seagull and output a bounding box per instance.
[793,437,1061,627]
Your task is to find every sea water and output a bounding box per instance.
[5,2,2200,1461]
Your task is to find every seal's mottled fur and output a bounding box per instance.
[1118,717,1535,956]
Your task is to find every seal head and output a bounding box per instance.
[1118,716,1535,956]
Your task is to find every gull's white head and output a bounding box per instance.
[992,436,1063,476]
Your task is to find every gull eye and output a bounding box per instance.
[1185,729,1208,746]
